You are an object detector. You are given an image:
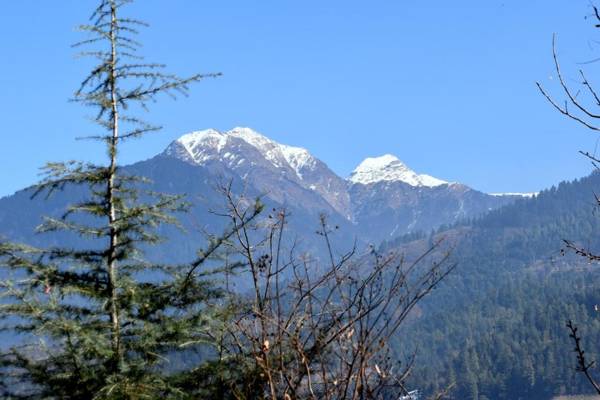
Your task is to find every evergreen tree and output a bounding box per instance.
[0,1,259,398]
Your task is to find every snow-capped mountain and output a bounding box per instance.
[349,154,447,187]
[0,127,522,262]
[166,128,316,177]
[164,127,351,217]
[160,127,518,239]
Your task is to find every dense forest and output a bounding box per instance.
[389,173,600,399]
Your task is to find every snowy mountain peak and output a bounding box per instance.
[166,127,318,180]
[176,129,227,156]
[170,129,228,165]
[164,127,350,216]
[349,154,447,187]
[228,127,272,151]
[228,127,316,176]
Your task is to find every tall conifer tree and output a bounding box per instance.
[0,1,259,398]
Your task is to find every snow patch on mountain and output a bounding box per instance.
[490,192,538,198]
[167,127,317,180]
[349,154,447,187]
[229,127,316,178]
[175,129,228,163]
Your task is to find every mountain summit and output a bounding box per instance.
[349,154,448,187]
[164,127,351,217]
[160,127,518,241]
[0,127,522,254]
[166,127,318,181]
[168,129,449,188]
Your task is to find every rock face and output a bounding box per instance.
[160,127,517,241]
[164,128,351,218]
[349,181,515,243]
[345,153,515,242]
[0,127,521,256]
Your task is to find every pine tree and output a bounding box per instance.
[0,1,260,398]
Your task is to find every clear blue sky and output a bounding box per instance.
[1,0,600,197]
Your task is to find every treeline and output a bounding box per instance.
[407,272,600,399]
[389,172,600,399]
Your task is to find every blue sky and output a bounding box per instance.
[1,0,600,197]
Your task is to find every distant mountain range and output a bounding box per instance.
[2,127,600,399]
[0,127,526,259]
[168,127,528,237]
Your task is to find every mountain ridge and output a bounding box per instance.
[161,127,524,232]
[166,127,453,190]
[0,126,524,254]
[349,153,449,187]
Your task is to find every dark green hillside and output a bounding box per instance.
[390,172,600,399]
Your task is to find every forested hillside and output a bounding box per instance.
[390,172,600,399]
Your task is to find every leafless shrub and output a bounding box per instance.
[208,187,455,400]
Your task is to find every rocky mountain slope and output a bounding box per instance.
[0,127,521,256]
[161,127,519,239]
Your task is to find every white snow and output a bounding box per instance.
[349,154,447,187]
[178,129,227,153]
[229,127,316,177]
[279,145,315,178]
[228,127,275,156]
[172,130,450,190]
[490,192,538,198]
[171,127,317,180]
[173,129,228,163]
[418,174,448,187]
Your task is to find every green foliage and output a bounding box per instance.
[390,172,600,400]
[405,272,600,400]
[0,1,259,398]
